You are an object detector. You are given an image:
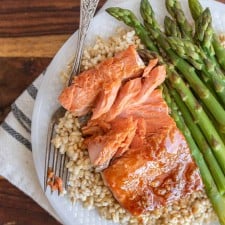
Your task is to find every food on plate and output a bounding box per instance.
[50,0,225,223]
[52,28,216,224]
[59,46,203,216]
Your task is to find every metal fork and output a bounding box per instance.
[44,0,100,193]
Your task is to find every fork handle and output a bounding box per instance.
[68,0,100,85]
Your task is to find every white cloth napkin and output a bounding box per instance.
[0,0,126,223]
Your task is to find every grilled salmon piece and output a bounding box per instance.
[58,45,145,116]
[97,61,166,122]
[84,61,167,168]
[85,117,137,170]
[91,78,121,120]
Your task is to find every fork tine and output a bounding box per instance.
[44,121,55,191]
[53,146,60,177]
[59,153,65,179]
[64,156,69,190]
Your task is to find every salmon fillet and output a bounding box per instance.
[58,45,145,116]
[101,92,202,215]
[59,46,202,215]
[102,123,202,215]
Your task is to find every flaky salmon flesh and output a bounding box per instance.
[59,45,202,215]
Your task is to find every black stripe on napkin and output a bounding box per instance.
[42,69,46,76]
[27,84,38,99]
[1,122,32,150]
[11,103,31,133]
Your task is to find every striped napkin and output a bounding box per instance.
[0,73,61,222]
[0,0,127,223]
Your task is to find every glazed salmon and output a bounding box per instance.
[102,122,202,215]
[59,46,202,215]
[58,45,145,116]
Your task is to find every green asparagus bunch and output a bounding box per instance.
[140,0,225,128]
[163,84,225,225]
[164,0,225,126]
[167,84,225,194]
[167,37,204,70]
[167,0,224,78]
[189,0,225,71]
[167,36,225,107]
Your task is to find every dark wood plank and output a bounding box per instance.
[0,0,105,37]
[0,57,51,122]
[0,177,61,225]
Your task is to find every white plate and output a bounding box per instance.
[32,0,225,224]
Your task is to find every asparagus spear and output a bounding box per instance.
[164,16,182,38]
[167,37,203,70]
[202,103,225,144]
[194,8,214,55]
[166,1,225,78]
[165,0,193,39]
[188,0,203,20]
[140,0,160,31]
[163,84,225,225]
[188,0,225,71]
[167,84,225,194]
[105,7,158,52]
[193,7,225,76]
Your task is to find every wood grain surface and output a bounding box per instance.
[0,0,224,224]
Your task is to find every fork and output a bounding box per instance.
[44,0,100,193]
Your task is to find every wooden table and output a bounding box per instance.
[0,0,224,224]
